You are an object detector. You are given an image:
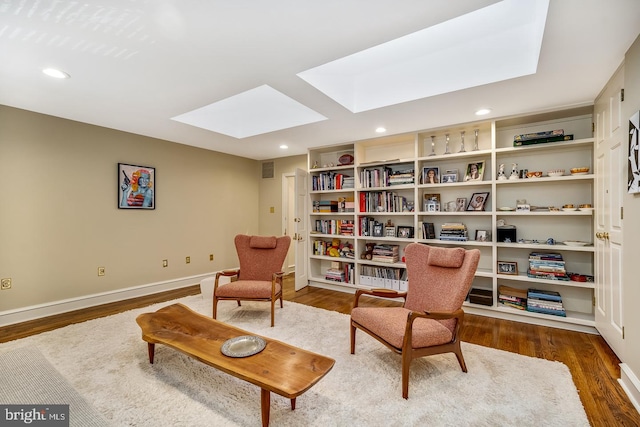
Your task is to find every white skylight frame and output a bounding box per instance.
[297,0,550,113]
[172,85,327,139]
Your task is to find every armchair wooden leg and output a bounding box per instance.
[270,300,275,327]
[212,297,218,319]
[401,352,412,399]
[453,342,468,372]
[350,324,356,354]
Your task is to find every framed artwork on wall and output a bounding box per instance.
[118,163,155,209]
[628,110,640,193]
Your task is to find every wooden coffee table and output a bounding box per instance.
[135,303,334,427]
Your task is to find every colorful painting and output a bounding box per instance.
[118,163,155,209]
[629,110,640,193]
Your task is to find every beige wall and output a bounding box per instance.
[0,106,261,312]
[258,155,307,236]
[623,34,640,392]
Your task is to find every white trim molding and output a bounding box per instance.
[0,273,215,327]
[619,363,640,414]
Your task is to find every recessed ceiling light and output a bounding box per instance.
[375,127,386,133]
[279,144,288,149]
[475,108,492,116]
[42,68,70,79]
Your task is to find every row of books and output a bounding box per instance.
[312,172,354,191]
[439,222,468,241]
[359,191,411,213]
[313,219,354,236]
[360,166,414,188]
[498,285,566,317]
[513,128,574,147]
[419,222,436,239]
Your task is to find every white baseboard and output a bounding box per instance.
[619,363,640,415]
[0,273,217,327]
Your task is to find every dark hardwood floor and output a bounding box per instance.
[2,277,639,426]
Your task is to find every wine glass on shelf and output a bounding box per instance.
[458,131,466,153]
[444,134,451,155]
[428,135,436,156]
[473,129,479,151]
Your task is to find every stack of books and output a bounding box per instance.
[371,244,399,263]
[439,223,468,241]
[387,168,414,186]
[526,288,566,317]
[498,285,527,310]
[513,129,574,147]
[325,267,345,282]
[527,252,570,281]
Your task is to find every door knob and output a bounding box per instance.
[603,232,609,240]
[596,232,603,239]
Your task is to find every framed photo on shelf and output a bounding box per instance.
[423,193,441,212]
[498,260,518,275]
[455,197,467,212]
[464,161,485,182]
[422,166,440,184]
[397,226,414,238]
[466,192,489,211]
[441,172,458,183]
[372,223,384,237]
[118,163,155,210]
[475,230,490,242]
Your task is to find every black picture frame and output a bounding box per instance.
[118,163,155,209]
[498,260,518,275]
[396,226,414,238]
[466,192,489,211]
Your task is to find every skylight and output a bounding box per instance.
[172,85,327,139]
[297,0,550,113]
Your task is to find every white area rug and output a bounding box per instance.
[0,295,589,426]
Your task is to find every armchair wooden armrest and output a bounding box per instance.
[419,308,465,321]
[353,288,408,308]
[214,269,239,291]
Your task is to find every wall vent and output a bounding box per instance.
[262,161,275,179]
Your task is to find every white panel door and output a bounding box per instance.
[594,65,625,358]
[294,168,309,291]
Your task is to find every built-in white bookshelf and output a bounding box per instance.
[307,106,595,333]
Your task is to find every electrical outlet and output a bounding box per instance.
[97,267,105,276]
[162,259,168,268]
[186,256,190,264]
[209,254,214,261]
[1,278,11,290]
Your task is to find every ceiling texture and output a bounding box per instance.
[1,0,640,160]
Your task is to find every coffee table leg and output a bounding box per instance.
[260,388,270,427]
[147,343,155,364]
[291,398,296,410]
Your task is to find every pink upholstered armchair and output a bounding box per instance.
[213,234,291,327]
[350,243,480,398]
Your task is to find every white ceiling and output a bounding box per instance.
[1,0,639,161]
